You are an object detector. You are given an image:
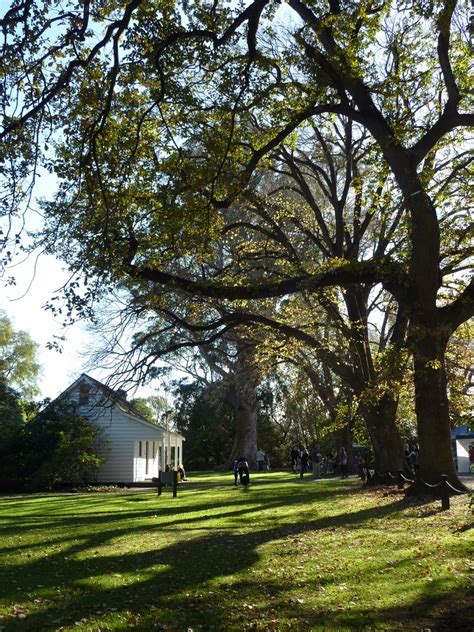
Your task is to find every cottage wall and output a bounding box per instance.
[455,438,472,474]
[63,376,183,483]
[80,403,167,482]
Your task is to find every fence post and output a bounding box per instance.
[440,474,450,511]
[414,469,423,493]
[397,470,404,490]
[172,470,178,498]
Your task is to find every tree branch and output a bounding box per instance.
[439,276,474,334]
[130,257,401,300]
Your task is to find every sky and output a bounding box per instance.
[1,246,169,402]
[1,250,103,400]
[0,153,175,402]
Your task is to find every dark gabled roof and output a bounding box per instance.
[53,373,184,439]
[79,373,150,421]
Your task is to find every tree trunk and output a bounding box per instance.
[343,287,408,478]
[411,330,462,486]
[226,394,258,468]
[360,394,410,478]
[394,166,464,489]
[224,342,260,468]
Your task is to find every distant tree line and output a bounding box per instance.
[0,312,103,491]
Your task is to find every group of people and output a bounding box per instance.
[164,463,187,481]
[291,446,349,479]
[231,443,428,486]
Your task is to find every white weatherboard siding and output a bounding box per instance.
[456,439,472,474]
[82,405,166,482]
[133,440,162,482]
[60,374,184,484]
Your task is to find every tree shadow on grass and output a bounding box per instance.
[1,481,470,631]
[2,490,460,630]
[0,480,354,539]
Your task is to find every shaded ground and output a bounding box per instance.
[0,472,472,631]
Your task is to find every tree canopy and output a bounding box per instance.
[0,311,41,398]
[1,0,473,483]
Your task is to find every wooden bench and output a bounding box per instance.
[156,470,178,497]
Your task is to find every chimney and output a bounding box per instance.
[116,389,128,401]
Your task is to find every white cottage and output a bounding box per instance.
[451,425,474,475]
[58,373,184,484]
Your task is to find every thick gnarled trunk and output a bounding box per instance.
[411,330,459,485]
[224,342,260,469]
[360,394,409,477]
[394,166,463,488]
[343,287,408,477]
[227,394,258,468]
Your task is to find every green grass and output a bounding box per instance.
[0,472,472,631]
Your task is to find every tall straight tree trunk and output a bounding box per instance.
[225,341,260,468]
[411,326,459,484]
[391,164,463,488]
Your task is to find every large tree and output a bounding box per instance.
[0,311,40,398]
[1,0,472,485]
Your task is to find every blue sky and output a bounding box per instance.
[0,162,171,401]
[1,251,91,399]
[1,247,169,402]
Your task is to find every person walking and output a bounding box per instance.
[338,447,348,479]
[310,444,322,478]
[256,448,266,472]
[356,455,367,482]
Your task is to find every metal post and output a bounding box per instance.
[172,470,178,498]
[441,474,450,511]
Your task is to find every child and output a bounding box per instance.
[233,460,239,486]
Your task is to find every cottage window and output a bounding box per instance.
[138,441,143,457]
[145,442,149,475]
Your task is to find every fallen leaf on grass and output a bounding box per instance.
[127,614,138,625]
[12,605,27,619]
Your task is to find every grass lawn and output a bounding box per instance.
[0,472,472,631]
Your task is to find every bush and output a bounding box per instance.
[3,401,104,491]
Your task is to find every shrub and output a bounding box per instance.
[12,401,104,491]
